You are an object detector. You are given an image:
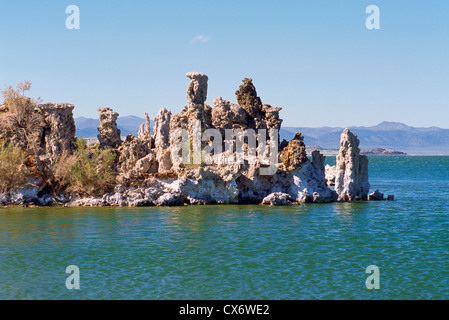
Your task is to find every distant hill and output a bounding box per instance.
[305,146,407,157]
[75,117,449,155]
[76,115,150,138]
[75,116,101,138]
[282,121,449,155]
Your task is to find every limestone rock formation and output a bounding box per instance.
[127,152,158,179]
[325,164,336,186]
[211,97,234,135]
[2,72,378,207]
[154,108,171,150]
[234,78,283,134]
[263,104,283,132]
[368,189,384,201]
[117,134,152,180]
[137,112,153,144]
[261,192,293,205]
[0,102,75,160]
[311,151,325,178]
[155,193,185,206]
[153,108,172,172]
[334,129,370,201]
[36,103,76,160]
[107,73,336,206]
[186,72,208,106]
[235,78,263,119]
[368,190,395,201]
[186,72,210,135]
[280,132,308,170]
[97,107,122,149]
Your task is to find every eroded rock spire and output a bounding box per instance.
[186,72,208,106]
[97,107,122,149]
[334,128,370,201]
[36,103,76,160]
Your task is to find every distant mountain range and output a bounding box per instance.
[75,115,153,138]
[75,117,449,155]
[281,121,449,155]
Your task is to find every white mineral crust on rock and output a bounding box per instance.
[334,129,370,201]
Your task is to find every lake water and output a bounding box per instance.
[1,156,449,300]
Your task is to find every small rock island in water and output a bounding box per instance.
[0,73,392,207]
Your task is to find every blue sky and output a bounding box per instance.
[0,0,448,128]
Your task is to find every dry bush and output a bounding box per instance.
[52,138,117,196]
[0,81,42,153]
[0,140,29,193]
[51,151,79,195]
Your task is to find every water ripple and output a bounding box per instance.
[1,157,449,299]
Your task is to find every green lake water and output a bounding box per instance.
[1,156,449,299]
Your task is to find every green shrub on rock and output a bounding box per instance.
[68,138,117,196]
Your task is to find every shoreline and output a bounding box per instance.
[0,199,388,209]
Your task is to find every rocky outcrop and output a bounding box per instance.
[311,150,326,182]
[235,78,263,121]
[154,108,171,150]
[263,104,283,132]
[261,192,293,205]
[368,189,395,201]
[81,73,337,205]
[117,134,153,180]
[137,112,153,144]
[186,72,208,106]
[334,129,370,201]
[211,97,234,135]
[153,108,172,172]
[280,132,307,170]
[186,72,211,135]
[234,78,283,134]
[368,189,384,201]
[97,107,122,149]
[325,164,336,186]
[1,72,380,207]
[36,103,76,160]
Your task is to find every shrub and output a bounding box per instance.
[0,81,42,153]
[50,150,79,195]
[0,140,29,193]
[62,138,117,196]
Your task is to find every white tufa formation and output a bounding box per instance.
[334,128,370,201]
